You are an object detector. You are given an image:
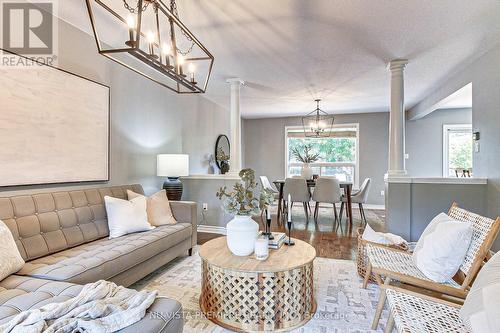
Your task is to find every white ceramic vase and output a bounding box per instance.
[301,164,313,179]
[226,215,259,256]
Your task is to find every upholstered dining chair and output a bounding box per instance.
[365,203,500,330]
[340,178,371,224]
[312,177,343,223]
[260,175,280,200]
[283,177,311,223]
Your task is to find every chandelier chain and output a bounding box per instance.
[122,0,150,14]
[170,0,195,56]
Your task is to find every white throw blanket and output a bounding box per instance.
[362,223,406,246]
[0,280,158,333]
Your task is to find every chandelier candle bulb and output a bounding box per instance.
[126,15,135,46]
[188,63,196,84]
[147,31,156,57]
[177,55,185,77]
[161,44,171,66]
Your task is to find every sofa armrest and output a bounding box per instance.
[170,201,197,247]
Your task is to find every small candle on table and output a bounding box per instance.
[254,238,269,261]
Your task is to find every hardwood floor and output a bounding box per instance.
[197,204,386,260]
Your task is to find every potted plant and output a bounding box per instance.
[290,144,320,179]
[217,169,274,256]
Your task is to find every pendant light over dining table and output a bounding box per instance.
[302,99,335,137]
[86,0,214,93]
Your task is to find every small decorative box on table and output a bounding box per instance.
[199,237,317,332]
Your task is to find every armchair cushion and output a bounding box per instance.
[460,251,500,333]
[412,213,473,283]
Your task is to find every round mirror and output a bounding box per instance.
[215,135,230,174]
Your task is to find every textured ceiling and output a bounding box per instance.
[58,0,500,118]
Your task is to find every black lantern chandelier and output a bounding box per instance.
[301,99,335,137]
[86,0,214,93]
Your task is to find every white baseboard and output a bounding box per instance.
[364,204,385,210]
[316,203,385,210]
[197,225,227,235]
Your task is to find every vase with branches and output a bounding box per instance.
[216,169,274,256]
[290,144,319,179]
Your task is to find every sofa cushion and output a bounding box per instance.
[0,275,81,325]
[128,190,177,226]
[0,276,183,333]
[104,195,153,239]
[0,185,144,261]
[0,220,24,281]
[16,223,192,284]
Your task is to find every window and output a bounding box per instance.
[443,124,473,177]
[285,125,359,186]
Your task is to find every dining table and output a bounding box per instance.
[273,179,354,225]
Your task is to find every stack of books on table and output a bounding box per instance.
[259,232,286,250]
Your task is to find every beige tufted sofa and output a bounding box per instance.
[0,184,197,332]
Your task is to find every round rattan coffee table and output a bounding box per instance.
[199,237,316,332]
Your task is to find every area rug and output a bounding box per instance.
[132,248,389,332]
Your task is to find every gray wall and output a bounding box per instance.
[181,97,230,175]
[409,44,500,250]
[406,108,472,177]
[243,113,389,205]
[0,15,228,197]
[386,182,487,241]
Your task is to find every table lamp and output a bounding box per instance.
[157,154,189,201]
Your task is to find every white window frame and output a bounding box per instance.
[442,124,473,177]
[285,124,360,188]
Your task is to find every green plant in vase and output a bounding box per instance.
[216,168,274,256]
[290,144,320,179]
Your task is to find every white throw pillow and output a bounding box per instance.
[0,220,25,280]
[412,213,473,283]
[104,195,154,239]
[127,190,177,226]
[460,251,500,333]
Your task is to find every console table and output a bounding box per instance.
[199,237,317,332]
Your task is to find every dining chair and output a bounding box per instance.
[340,178,371,224]
[260,175,280,200]
[283,177,311,223]
[312,177,342,223]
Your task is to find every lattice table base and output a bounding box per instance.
[200,260,316,332]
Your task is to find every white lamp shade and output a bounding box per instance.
[157,154,189,177]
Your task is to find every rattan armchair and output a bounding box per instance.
[382,285,468,333]
[365,203,500,329]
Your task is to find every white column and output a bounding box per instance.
[226,78,245,175]
[387,59,409,177]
